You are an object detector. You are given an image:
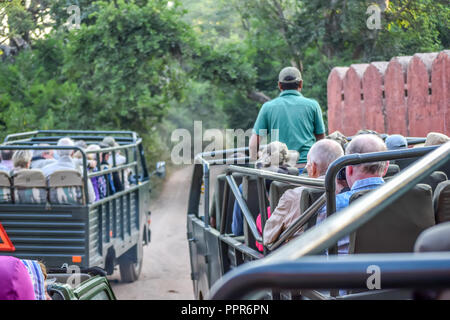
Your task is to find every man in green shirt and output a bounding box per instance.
[249,67,325,168]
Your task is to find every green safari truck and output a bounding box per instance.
[0,130,165,283]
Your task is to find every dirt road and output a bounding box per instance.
[109,165,196,299]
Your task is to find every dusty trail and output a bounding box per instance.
[109,165,196,299]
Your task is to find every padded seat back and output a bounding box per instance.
[433,180,450,223]
[269,181,298,212]
[0,170,12,204]
[242,176,262,250]
[418,171,447,192]
[12,170,47,204]
[348,184,435,253]
[384,164,400,178]
[48,170,84,205]
[213,173,243,233]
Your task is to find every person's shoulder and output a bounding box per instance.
[299,95,321,108]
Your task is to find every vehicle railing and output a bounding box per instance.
[208,142,450,299]
[223,166,325,254]
[192,147,252,229]
[209,252,450,299]
[324,145,439,254]
[0,137,145,205]
[4,130,137,144]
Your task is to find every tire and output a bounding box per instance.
[119,234,144,283]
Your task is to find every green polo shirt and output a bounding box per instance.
[252,90,325,163]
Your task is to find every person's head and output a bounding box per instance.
[99,143,111,163]
[86,144,101,161]
[278,66,302,91]
[12,150,32,169]
[33,144,54,160]
[345,134,389,188]
[73,140,87,160]
[385,134,408,150]
[56,137,75,158]
[1,150,13,161]
[255,141,289,169]
[306,139,344,178]
[326,131,348,151]
[102,136,118,148]
[424,132,449,146]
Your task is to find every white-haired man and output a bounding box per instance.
[263,139,344,246]
[30,144,56,169]
[42,137,96,204]
[315,134,389,255]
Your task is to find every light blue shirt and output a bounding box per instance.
[316,177,385,255]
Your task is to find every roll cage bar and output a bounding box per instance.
[208,141,450,299]
[1,130,149,205]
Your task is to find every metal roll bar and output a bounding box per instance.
[210,252,450,300]
[208,142,450,299]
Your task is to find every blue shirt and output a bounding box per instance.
[316,177,385,255]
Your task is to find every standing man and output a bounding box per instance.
[250,66,326,169]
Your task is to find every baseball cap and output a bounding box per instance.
[279,67,302,83]
[102,136,119,148]
[385,134,408,150]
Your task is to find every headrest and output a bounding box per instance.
[48,170,83,187]
[13,170,46,188]
[414,222,450,252]
[0,170,10,187]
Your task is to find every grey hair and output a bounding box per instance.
[345,134,388,175]
[32,144,52,158]
[308,139,344,175]
[12,150,32,169]
[57,137,75,157]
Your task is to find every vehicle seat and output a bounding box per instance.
[12,170,47,204]
[269,181,298,212]
[213,173,243,233]
[433,180,450,224]
[418,171,447,193]
[48,170,85,205]
[384,164,400,178]
[0,170,12,204]
[242,175,262,250]
[348,184,435,253]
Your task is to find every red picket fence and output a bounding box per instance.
[327,50,450,137]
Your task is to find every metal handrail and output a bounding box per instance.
[209,252,450,299]
[208,142,450,299]
[4,130,136,143]
[227,165,325,188]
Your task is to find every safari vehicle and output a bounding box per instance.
[47,272,117,300]
[0,130,165,283]
[187,138,450,300]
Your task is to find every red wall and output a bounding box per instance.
[327,50,450,136]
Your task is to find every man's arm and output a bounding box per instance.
[315,133,325,141]
[249,133,261,161]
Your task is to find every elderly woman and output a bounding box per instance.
[11,150,33,175]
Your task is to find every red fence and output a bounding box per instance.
[327,50,450,137]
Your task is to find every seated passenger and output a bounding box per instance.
[0,256,36,300]
[263,139,344,247]
[11,150,33,175]
[315,134,389,255]
[1,150,14,172]
[231,141,297,236]
[102,136,129,189]
[30,144,56,169]
[21,259,47,300]
[424,132,449,146]
[99,143,124,195]
[42,138,95,204]
[385,134,408,151]
[102,136,126,166]
[86,144,107,201]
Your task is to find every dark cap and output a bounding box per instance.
[279,67,302,83]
